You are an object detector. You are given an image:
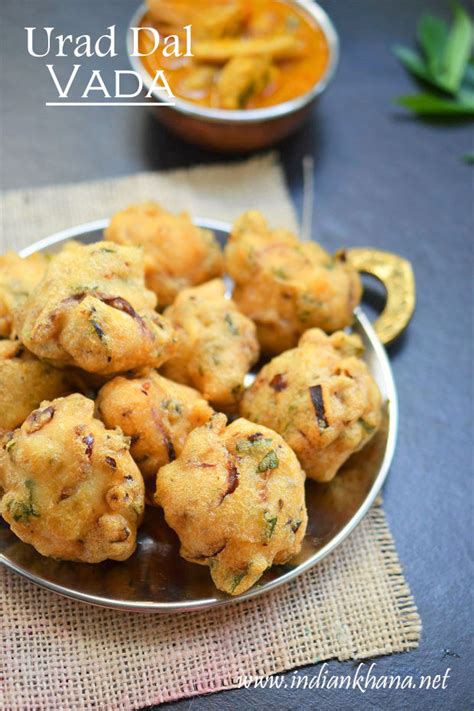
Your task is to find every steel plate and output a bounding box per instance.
[0,219,398,611]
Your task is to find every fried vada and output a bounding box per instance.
[96,369,213,484]
[0,340,72,432]
[241,328,382,482]
[105,203,224,307]
[0,251,48,338]
[225,211,362,355]
[155,414,307,595]
[0,394,145,562]
[16,241,175,375]
[162,279,259,410]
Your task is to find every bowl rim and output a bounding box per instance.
[126,0,340,124]
[2,218,399,613]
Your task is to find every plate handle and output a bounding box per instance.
[345,248,416,346]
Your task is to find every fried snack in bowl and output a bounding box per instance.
[0,394,145,563]
[105,203,224,307]
[0,340,72,432]
[96,369,213,484]
[225,211,362,355]
[241,328,382,482]
[162,279,259,410]
[16,240,175,375]
[0,252,48,338]
[155,414,307,596]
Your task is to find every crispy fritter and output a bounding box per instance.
[0,340,72,432]
[96,369,213,484]
[0,252,47,338]
[0,394,145,562]
[225,211,362,355]
[16,241,175,375]
[161,279,259,410]
[155,414,307,595]
[105,203,224,307]
[241,329,382,482]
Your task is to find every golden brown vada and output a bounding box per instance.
[0,251,48,338]
[161,279,259,410]
[96,369,213,484]
[155,414,307,595]
[16,240,175,375]
[105,203,224,307]
[0,394,145,562]
[0,340,72,433]
[241,328,382,482]
[225,211,362,355]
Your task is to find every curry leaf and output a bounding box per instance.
[264,512,278,539]
[462,58,474,87]
[458,86,474,103]
[396,93,474,115]
[229,571,246,593]
[437,1,473,93]
[417,13,449,76]
[394,4,474,124]
[393,45,432,83]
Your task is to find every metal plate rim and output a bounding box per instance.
[2,219,398,613]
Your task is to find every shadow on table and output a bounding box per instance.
[135,108,326,177]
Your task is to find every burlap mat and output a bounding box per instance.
[0,155,421,710]
[0,154,298,251]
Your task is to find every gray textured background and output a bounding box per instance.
[1,1,473,709]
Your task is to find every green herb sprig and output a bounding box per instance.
[394,2,474,118]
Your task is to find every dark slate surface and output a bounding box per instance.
[1,1,472,709]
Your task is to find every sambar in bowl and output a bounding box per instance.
[128,0,339,152]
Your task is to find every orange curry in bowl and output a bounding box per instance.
[140,0,330,110]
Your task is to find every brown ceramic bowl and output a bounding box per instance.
[127,0,339,152]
